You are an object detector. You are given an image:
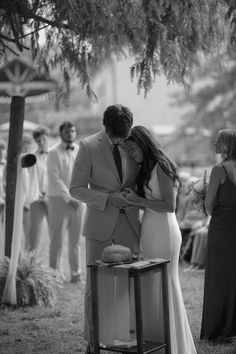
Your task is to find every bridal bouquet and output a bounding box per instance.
[191,170,209,215]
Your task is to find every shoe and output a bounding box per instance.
[195,265,205,273]
[184,264,195,272]
[71,274,84,283]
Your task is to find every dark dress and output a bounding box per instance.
[200,165,236,341]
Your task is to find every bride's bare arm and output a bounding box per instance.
[124,166,176,213]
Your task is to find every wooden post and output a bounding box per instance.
[4,96,25,257]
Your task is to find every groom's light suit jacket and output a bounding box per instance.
[70,130,140,241]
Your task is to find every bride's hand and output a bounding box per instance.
[123,188,138,203]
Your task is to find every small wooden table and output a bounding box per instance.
[88,258,171,354]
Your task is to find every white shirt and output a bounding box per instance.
[47,141,79,203]
[34,150,48,196]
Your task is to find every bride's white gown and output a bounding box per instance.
[140,165,196,354]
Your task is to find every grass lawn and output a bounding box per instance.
[0,224,236,354]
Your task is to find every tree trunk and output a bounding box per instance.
[4,96,25,257]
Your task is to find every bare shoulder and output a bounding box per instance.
[156,163,172,183]
[211,163,225,173]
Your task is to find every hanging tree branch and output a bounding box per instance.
[0,0,234,96]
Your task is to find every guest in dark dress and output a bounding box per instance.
[200,128,236,343]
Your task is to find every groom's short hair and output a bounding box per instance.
[103,104,133,138]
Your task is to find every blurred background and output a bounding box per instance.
[1,54,228,178]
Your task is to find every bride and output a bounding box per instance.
[124,126,196,354]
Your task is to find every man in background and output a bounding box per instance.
[47,121,83,283]
[26,126,50,251]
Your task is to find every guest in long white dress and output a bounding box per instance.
[21,134,38,249]
[26,126,50,251]
[124,126,197,354]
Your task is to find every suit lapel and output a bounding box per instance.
[98,131,121,183]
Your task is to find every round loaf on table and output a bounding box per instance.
[101,244,132,263]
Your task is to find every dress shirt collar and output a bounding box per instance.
[60,141,75,151]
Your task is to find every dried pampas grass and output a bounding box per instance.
[0,251,63,307]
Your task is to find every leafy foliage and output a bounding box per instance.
[0,251,63,307]
[0,0,232,95]
[171,52,236,137]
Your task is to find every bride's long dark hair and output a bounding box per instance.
[127,126,181,197]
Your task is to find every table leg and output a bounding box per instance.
[162,264,171,354]
[134,272,143,354]
[90,266,100,354]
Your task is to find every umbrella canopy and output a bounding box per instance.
[0,58,57,97]
[0,119,39,132]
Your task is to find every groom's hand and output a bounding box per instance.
[123,188,138,202]
[107,192,131,207]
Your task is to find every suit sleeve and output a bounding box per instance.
[70,140,108,211]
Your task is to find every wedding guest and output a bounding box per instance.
[201,128,236,343]
[124,126,196,354]
[70,104,140,354]
[184,216,210,272]
[176,175,198,225]
[176,170,191,222]
[47,121,83,283]
[177,176,206,262]
[26,126,50,251]
[21,134,35,246]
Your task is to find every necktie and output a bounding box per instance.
[113,144,122,183]
[66,145,74,150]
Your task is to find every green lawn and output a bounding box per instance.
[179,265,236,354]
[0,223,236,353]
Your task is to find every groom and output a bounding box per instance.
[70,104,140,353]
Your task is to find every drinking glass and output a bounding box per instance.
[132,243,143,260]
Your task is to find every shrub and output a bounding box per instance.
[0,251,63,307]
